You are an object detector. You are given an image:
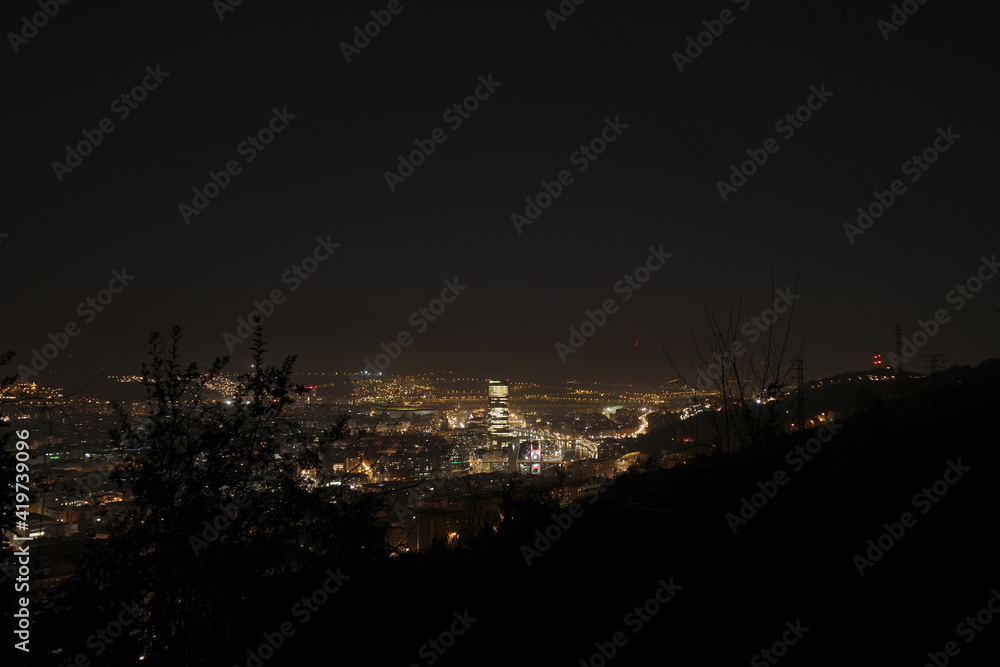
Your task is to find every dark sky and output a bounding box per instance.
[3,0,997,392]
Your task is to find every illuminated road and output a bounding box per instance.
[633,409,653,437]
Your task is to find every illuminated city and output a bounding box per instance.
[3,1,997,665]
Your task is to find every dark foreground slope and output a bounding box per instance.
[277,361,1000,666]
[21,362,999,667]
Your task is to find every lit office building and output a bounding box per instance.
[487,379,511,442]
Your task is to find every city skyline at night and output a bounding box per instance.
[3,0,998,665]
[3,1,997,395]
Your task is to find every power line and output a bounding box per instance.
[574,2,877,357]
[793,358,806,428]
[852,0,927,319]
[651,0,884,346]
[803,0,913,327]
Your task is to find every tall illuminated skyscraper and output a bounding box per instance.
[487,379,510,442]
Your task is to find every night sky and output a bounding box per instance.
[3,0,997,392]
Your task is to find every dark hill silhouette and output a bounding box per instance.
[21,359,1000,666]
[278,359,1000,666]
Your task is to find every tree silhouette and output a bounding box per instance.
[45,327,387,665]
[665,277,802,455]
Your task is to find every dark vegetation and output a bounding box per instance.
[4,335,999,666]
